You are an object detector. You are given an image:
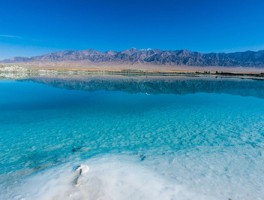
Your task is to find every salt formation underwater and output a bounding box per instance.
[0,77,264,200]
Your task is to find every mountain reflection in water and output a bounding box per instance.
[27,75,264,99]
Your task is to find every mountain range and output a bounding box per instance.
[2,48,264,67]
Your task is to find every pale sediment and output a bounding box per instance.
[0,62,264,80]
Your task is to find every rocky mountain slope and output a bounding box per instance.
[3,48,264,67]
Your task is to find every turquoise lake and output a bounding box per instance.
[0,76,264,200]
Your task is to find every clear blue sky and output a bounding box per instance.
[0,0,264,59]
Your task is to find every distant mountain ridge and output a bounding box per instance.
[2,48,264,67]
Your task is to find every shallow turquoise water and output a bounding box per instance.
[0,77,264,200]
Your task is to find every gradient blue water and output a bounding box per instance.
[0,79,264,200]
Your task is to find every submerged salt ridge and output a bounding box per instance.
[0,78,264,200]
[9,152,264,200]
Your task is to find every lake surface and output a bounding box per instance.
[0,76,264,200]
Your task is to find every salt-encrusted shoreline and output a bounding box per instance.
[0,63,264,80]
